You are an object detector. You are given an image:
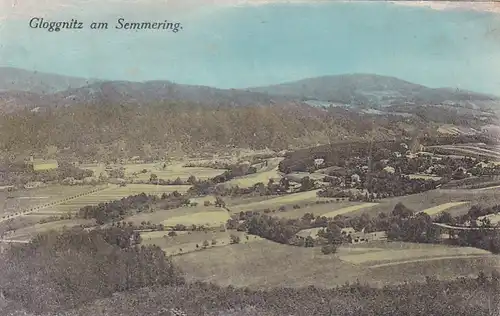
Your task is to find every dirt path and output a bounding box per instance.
[0,184,115,224]
[367,254,496,269]
[0,239,29,244]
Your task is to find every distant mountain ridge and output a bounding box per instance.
[0,68,498,112]
[249,74,499,108]
[51,80,290,107]
[0,67,100,94]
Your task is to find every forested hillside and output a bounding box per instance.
[0,103,416,161]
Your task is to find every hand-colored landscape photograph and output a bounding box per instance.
[1,1,500,315]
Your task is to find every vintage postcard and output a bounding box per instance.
[1,0,500,315]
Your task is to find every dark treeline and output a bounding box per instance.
[421,134,495,146]
[78,191,189,224]
[0,161,94,185]
[189,174,292,198]
[0,227,182,313]
[318,174,437,199]
[365,174,437,197]
[7,270,500,316]
[278,140,400,173]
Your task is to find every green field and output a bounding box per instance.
[322,203,379,218]
[226,169,281,188]
[345,189,496,218]
[173,239,500,289]
[0,185,97,216]
[35,184,191,216]
[365,256,500,286]
[82,162,226,182]
[337,242,490,265]
[272,201,371,219]
[126,205,223,226]
[229,190,330,213]
[173,239,363,288]
[141,230,262,256]
[3,219,95,241]
[161,211,230,228]
[421,202,469,216]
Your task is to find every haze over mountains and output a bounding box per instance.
[0,67,498,112]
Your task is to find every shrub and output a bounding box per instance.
[230,234,240,244]
[321,244,337,255]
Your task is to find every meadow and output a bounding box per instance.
[173,239,500,289]
[421,202,470,216]
[337,242,490,265]
[271,201,378,219]
[141,230,262,256]
[0,185,97,215]
[33,184,191,216]
[3,218,95,241]
[124,204,225,226]
[173,239,364,289]
[346,188,500,218]
[229,190,329,213]
[225,169,281,188]
[82,162,226,182]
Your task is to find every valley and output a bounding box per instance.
[1,69,500,316]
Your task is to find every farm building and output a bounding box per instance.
[341,227,356,235]
[383,166,395,174]
[349,231,387,244]
[295,227,324,241]
[350,174,360,185]
[24,181,45,189]
[0,185,15,192]
[26,159,59,171]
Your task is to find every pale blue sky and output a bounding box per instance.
[1,1,500,94]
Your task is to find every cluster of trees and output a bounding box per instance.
[421,134,494,146]
[78,193,158,224]
[430,157,477,178]
[434,205,500,253]
[469,164,500,177]
[0,161,94,186]
[189,177,293,199]
[227,211,344,246]
[211,164,258,183]
[385,205,441,243]
[435,204,500,226]
[279,140,400,173]
[365,174,438,197]
[240,214,304,244]
[78,191,193,225]
[0,227,183,313]
[318,174,437,200]
[147,174,197,186]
